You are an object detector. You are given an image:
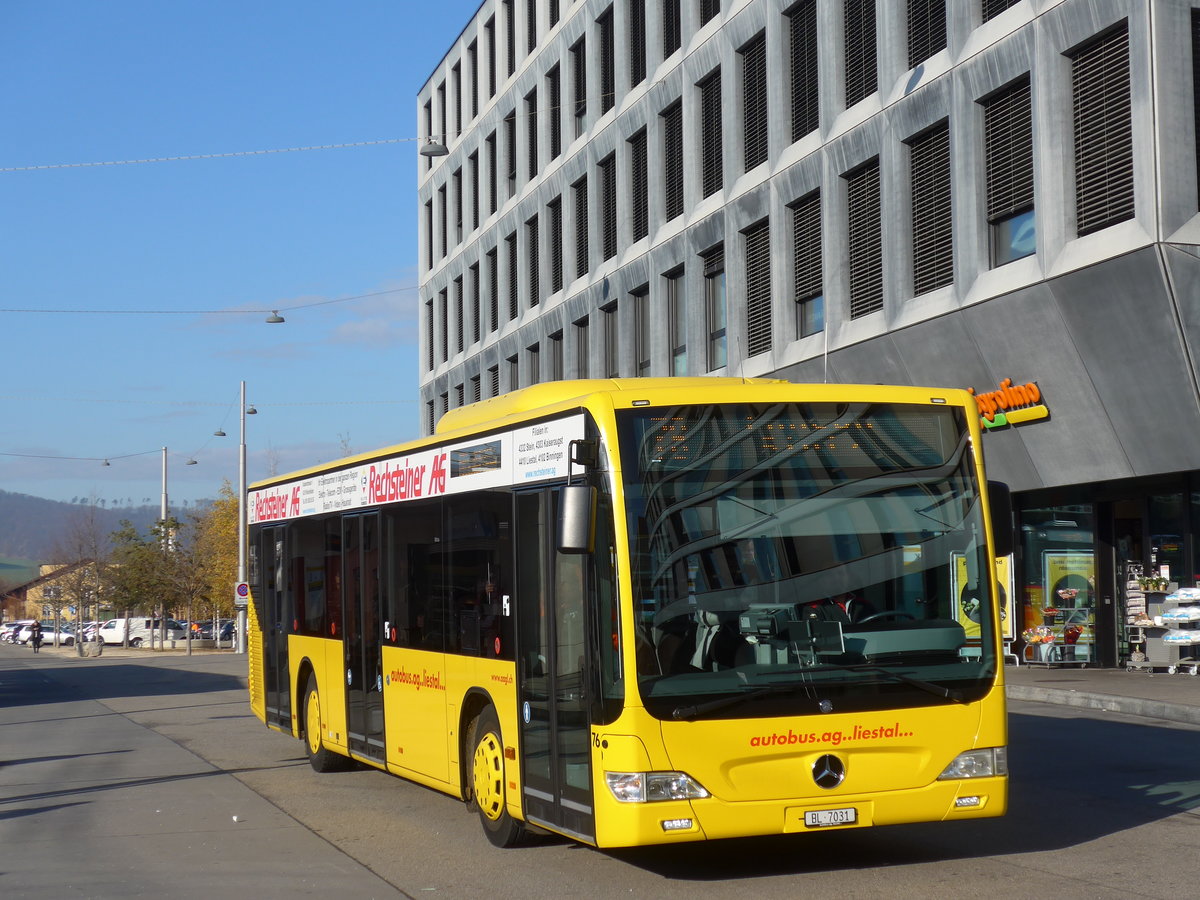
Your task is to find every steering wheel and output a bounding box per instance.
[855,610,915,624]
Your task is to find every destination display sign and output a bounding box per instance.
[248,414,584,525]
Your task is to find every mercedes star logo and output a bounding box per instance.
[812,754,846,789]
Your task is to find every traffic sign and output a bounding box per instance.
[234,581,250,609]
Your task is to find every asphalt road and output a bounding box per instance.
[3,645,1199,899]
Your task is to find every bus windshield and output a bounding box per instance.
[617,401,997,719]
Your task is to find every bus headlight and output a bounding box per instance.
[605,771,710,803]
[938,747,1008,780]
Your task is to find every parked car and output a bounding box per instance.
[218,621,236,642]
[2,621,33,643]
[96,617,187,647]
[17,622,75,646]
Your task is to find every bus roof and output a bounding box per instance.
[249,377,974,491]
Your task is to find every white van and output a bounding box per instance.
[96,617,187,647]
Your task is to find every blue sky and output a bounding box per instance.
[1,0,480,509]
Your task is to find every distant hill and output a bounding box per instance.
[0,489,206,569]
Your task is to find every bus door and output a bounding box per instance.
[343,512,386,762]
[515,489,595,843]
[260,526,291,730]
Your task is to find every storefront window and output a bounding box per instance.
[1148,493,1185,585]
[1019,504,1095,664]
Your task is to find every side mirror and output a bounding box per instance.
[988,481,1013,558]
[558,484,596,554]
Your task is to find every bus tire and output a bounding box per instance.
[468,706,526,848]
[303,674,343,773]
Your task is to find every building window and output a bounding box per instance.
[663,0,681,58]
[907,0,946,70]
[844,0,877,107]
[629,129,648,242]
[505,0,516,76]
[666,269,686,375]
[486,131,498,215]
[455,383,464,408]
[486,16,497,98]
[438,81,447,148]
[744,219,771,357]
[982,0,1021,23]
[550,0,560,28]
[634,284,652,375]
[599,6,615,114]
[470,374,481,403]
[548,64,562,159]
[439,288,449,362]
[526,89,538,180]
[438,185,448,258]
[507,354,519,392]
[789,0,818,142]
[452,63,462,137]
[425,200,434,270]
[603,302,620,377]
[845,158,883,318]
[700,0,720,28]
[487,247,499,333]
[528,342,541,384]
[527,215,540,308]
[702,245,726,370]
[1070,23,1133,236]
[504,109,517,198]
[426,399,436,433]
[468,152,479,231]
[453,167,463,245]
[792,190,823,338]
[425,298,434,371]
[662,101,684,220]
[454,276,464,353]
[424,100,433,172]
[549,332,563,380]
[469,263,481,344]
[983,75,1034,266]
[527,0,537,55]
[742,33,768,173]
[630,1,647,88]
[506,230,519,320]
[572,37,587,137]
[909,120,953,296]
[699,68,723,198]
[599,153,617,261]
[488,364,500,397]
[549,195,564,293]
[575,317,589,379]
[574,175,589,278]
[468,40,478,120]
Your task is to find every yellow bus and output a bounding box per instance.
[246,378,1011,848]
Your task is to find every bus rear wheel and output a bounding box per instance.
[468,706,526,848]
[303,674,343,773]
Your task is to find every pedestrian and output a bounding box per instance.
[29,620,43,653]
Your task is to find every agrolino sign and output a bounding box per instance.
[966,377,1049,431]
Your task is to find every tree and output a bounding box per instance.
[192,481,238,624]
[107,519,171,623]
[49,500,110,654]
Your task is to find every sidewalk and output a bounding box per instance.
[1005,662,1200,726]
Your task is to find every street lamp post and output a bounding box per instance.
[236,380,251,654]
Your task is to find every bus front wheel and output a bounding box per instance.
[468,706,526,848]
[303,674,343,773]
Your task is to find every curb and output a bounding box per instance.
[1007,685,1200,727]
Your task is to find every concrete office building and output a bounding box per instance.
[417,0,1200,666]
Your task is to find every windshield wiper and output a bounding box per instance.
[671,684,802,721]
[764,662,967,703]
